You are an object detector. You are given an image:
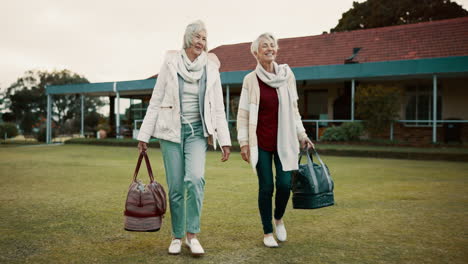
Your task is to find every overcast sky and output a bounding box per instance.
[1,0,467,92]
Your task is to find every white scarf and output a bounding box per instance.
[255,62,300,170]
[176,49,207,83]
[255,62,290,89]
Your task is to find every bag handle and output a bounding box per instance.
[298,149,319,193]
[310,148,333,191]
[298,147,332,192]
[133,151,155,183]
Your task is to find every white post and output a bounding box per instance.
[114,82,120,138]
[316,121,319,141]
[46,94,52,144]
[80,94,84,137]
[432,75,437,143]
[351,79,355,121]
[225,85,230,121]
[390,122,394,141]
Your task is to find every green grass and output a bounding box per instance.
[0,145,467,264]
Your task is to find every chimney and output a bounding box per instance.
[344,47,362,64]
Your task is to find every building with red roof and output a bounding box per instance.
[47,17,468,144]
[208,17,468,144]
[212,16,468,71]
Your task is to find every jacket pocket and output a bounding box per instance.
[156,106,173,131]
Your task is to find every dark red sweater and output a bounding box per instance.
[256,75,279,152]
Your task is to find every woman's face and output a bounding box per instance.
[186,30,207,59]
[255,37,277,64]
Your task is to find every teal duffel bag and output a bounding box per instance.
[292,148,334,209]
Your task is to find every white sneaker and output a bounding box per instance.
[168,239,182,255]
[185,238,205,256]
[275,222,287,242]
[263,235,279,248]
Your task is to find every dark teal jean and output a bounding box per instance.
[256,147,292,234]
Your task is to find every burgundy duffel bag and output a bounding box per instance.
[124,151,167,232]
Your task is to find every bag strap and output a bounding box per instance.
[311,148,333,191]
[298,148,333,192]
[133,151,155,183]
[299,149,319,193]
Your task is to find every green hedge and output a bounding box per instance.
[62,138,467,161]
[321,122,364,141]
[65,138,160,147]
[0,141,41,146]
[64,138,242,151]
[0,123,18,139]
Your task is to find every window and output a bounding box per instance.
[305,90,328,119]
[405,85,442,126]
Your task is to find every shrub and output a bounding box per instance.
[2,112,15,122]
[36,126,56,142]
[320,122,364,142]
[65,138,159,147]
[0,123,19,139]
[356,84,401,135]
[341,122,364,140]
[321,126,348,141]
[97,122,110,132]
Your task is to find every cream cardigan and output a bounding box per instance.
[236,70,308,171]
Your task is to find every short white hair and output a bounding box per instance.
[250,32,279,57]
[183,20,207,51]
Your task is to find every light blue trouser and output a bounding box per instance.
[159,121,207,238]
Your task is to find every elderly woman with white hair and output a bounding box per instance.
[137,20,231,256]
[236,33,314,248]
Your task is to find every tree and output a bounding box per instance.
[6,73,43,133]
[5,70,104,134]
[0,123,18,139]
[331,0,468,32]
[1,112,15,123]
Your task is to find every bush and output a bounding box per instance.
[321,126,348,141]
[65,138,159,147]
[356,84,401,135]
[36,126,56,142]
[320,122,364,141]
[97,122,110,132]
[0,123,19,139]
[341,122,364,140]
[2,112,15,122]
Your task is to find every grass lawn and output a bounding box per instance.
[0,145,467,264]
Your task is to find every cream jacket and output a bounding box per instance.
[137,51,231,149]
[236,70,307,171]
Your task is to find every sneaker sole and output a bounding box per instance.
[264,244,279,248]
[185,243,204,256]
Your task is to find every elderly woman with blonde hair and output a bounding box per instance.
[137,20,231,256]
[236,32,314,247]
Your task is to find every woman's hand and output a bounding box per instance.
[138,141,148,154]
[300,137,315,150]
[221,146,231,162]
[240,145,250,163]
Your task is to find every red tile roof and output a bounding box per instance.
[209,17,468,73]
